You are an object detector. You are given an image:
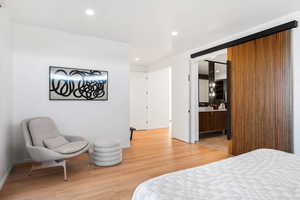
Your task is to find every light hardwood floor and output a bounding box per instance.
[0,128,230,200]
[198,133,229,153]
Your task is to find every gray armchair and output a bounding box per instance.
[22,117,90,181]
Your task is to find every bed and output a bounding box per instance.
[132,149,300,200]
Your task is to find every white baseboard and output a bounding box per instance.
[0,165,12,190]
[146,126,169,130]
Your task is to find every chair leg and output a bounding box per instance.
[62,160,67,181]
[130,127,136,141]
[29,160,68,181]
[88,148,94,167]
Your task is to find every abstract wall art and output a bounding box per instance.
[49,66,108,101]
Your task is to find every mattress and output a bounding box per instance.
[132,149,300,200]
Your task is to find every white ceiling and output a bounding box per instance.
[8,0,300,66]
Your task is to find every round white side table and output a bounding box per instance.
[90,140,122,167]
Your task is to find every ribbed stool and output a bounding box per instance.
[91,140,122,167]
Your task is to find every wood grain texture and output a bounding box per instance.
[214,111,227,130]
[199,112,227,132]
[228,31,292,155]
[199,112,213,131]
[0,128,230,200]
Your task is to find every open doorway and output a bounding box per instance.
[129,67,172,141]
[190,50,229,153]
[198,52,228,153]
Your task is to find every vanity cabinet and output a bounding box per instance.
[199,111,227,132]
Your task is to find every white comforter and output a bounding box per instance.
[132,149,300,200]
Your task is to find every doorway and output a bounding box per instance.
[190,28,293,155]
[129,67,172,140]
[192,50,230,153]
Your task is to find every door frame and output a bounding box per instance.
[189,49,227,143]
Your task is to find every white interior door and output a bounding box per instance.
[129,72,148,130]
[147,68,170,129]
[189,61,199,143]
[171,55,190,143]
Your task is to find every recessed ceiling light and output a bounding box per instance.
[171,31,178,36]
[85,9,95,16]
[135,58,140,61]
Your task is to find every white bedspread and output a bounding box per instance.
[132,149,300,200]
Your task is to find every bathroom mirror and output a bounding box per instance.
[198,61,209,106]
[214,63,227,103]
[198,58,228,106]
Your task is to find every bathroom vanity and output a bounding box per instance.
[199,108,227,133]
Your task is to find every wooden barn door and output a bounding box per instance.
[228,31,293,155]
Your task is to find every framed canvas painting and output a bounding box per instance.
[49,66,108,101]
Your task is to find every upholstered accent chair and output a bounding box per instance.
[22,117,90,181]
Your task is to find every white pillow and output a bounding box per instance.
[43,136,69,149]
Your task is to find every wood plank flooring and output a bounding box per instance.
[198,132,229,153]
[0,128,230,200]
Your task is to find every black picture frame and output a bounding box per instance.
[49,66,109,101]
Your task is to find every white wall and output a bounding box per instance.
[129,72,148,130]
[130,65,148,72]
[0,8,14,188]
[12,24,130,162]
[147,67,170,129]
